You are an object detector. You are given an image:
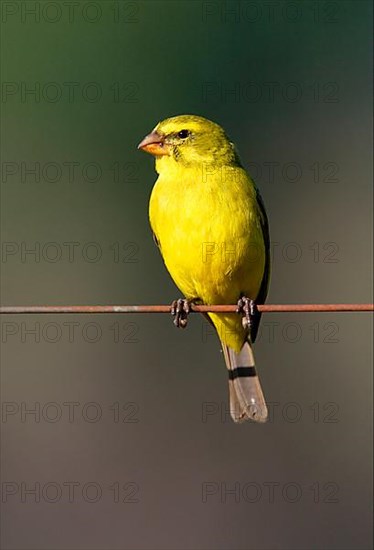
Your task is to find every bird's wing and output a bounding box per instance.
[250,187,271,343]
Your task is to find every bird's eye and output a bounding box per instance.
[177,130,190,139]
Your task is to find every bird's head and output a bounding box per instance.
[138,114,240,168]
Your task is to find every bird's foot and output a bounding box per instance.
[171,298,191,329]
[236,297,258,332]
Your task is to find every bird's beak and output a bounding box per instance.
[137,131,170,156]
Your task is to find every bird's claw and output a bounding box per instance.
[171,299,191,328]
[236,297,258,332]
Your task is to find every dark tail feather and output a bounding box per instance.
[222,341,268,423]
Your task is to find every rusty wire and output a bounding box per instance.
[0,304,373,314]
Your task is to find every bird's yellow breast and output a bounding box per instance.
[149,159,265,350]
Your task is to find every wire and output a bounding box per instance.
[0,304,373,314]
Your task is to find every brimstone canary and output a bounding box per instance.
[138,115,270,423]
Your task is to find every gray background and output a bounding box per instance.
[0,1,372,549]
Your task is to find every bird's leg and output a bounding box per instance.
[171,298,192,329]
[236,296,258,333]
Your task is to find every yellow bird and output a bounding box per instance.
[138,115,270,423]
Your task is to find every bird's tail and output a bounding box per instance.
[222,341,268,423]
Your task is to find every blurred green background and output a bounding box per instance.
[1,1,372,549]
